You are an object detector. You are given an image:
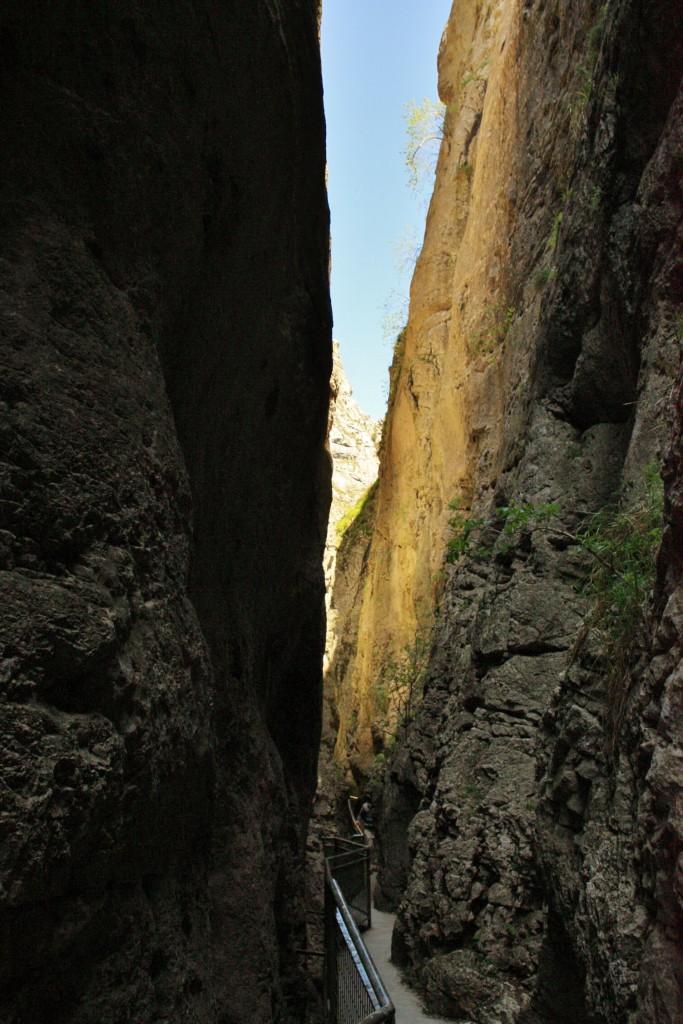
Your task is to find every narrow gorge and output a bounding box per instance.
[0,2,681,1024]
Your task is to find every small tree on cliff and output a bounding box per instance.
[403,97,447,196]
[374,626,432,745]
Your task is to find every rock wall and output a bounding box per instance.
[0,3,331,1022]
[322,342,379,773]
[338,1,682,1022]
[325,341,379,536]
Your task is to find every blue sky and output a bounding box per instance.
[321,0,452,421]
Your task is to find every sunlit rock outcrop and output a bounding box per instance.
[331,1,682,1022]
[0,3,331,1022]
[326,341,380,533]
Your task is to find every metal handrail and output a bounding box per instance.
[323,837,395,1024]
[324,838,372,931]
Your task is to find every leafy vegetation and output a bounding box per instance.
[446,499,487,562]
[587,5,608,52]
[382,228,420,342]
[336,482,379,569]
[445,498,561,563]
[336,483,377,541]
[570,4,609,134]
[381,294,409,346]
[579,464,664,745]
[470,304,517,357]
[403,97,447,196]
[532,266,555,290]
[444,464,665,749]
[547,211,563,253]
[570,65,594,134]
[373,627,432,747]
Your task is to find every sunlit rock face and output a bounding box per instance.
[335,0,682,1021]
[322,342,380,767]
[326,341,380,534]
[0,2,331,1022]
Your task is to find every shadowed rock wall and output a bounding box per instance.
[0,2,331,1022]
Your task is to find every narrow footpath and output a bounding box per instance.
[363,904,451,1023]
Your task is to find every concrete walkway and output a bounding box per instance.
[363,905,450,1023]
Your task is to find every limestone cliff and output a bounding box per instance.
[325,341,380,537]
[336,1,682,1022]
[0,3,331,1022]
[322,342,379,770]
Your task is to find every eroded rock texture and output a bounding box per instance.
[0,3,331,1022]
[344,1,682,1022]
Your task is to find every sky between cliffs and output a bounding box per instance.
[321,0,452,422]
